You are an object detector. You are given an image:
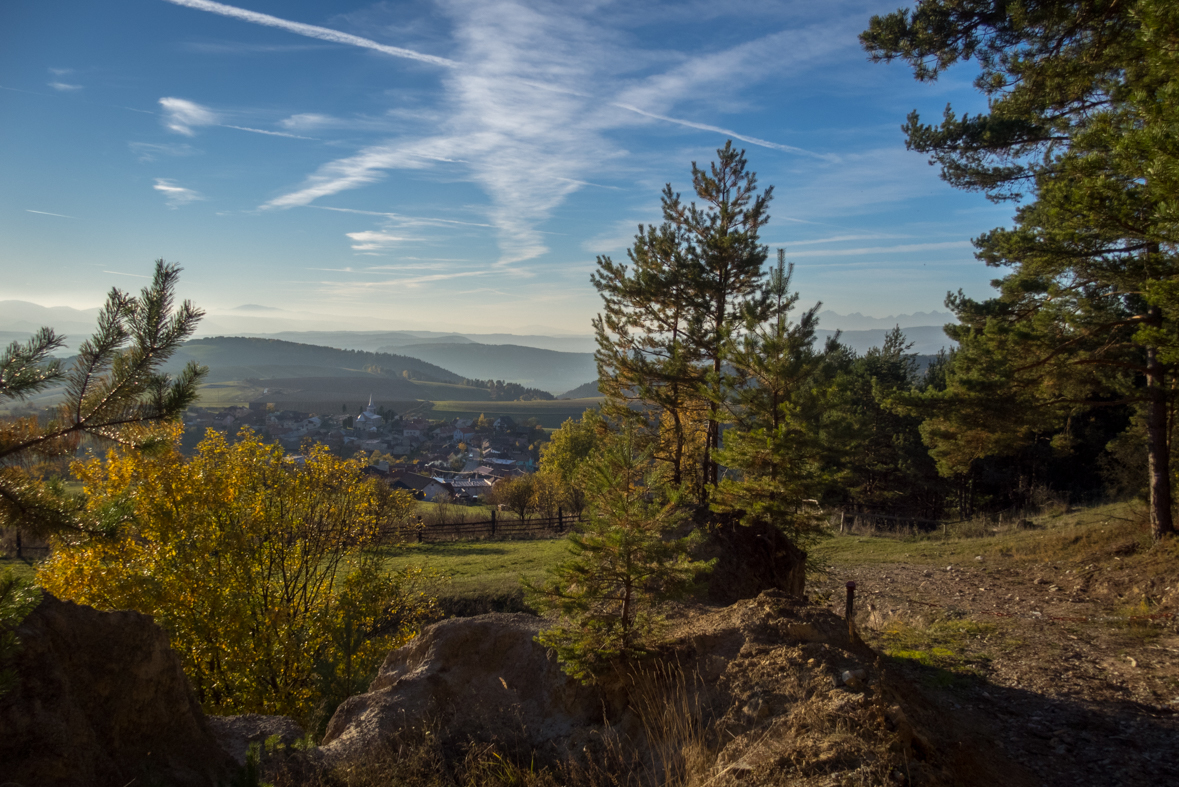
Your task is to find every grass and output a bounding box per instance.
[812,500,1168,570]
[878,617,997,686]
[377,538,570,600]
[414,500,499,520]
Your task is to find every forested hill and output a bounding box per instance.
[376,342,597,395]
[166,337,466,384]
[559,380,602,399]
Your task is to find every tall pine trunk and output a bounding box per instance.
[1144,320,1175,541]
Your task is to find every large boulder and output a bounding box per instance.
[0,593,236,787]
[319,613,603,766]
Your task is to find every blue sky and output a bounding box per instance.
[1,0,1012,334]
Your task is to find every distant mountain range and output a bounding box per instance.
[3,301,954,396]
[816,310,956,331]
[818,325,953,356]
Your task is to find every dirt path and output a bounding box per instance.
[813,559,1179,786]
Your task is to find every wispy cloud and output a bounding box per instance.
[159,96,317,139]
[786,241,973,258]
[26,209,76,218]
[128,141,200,162]
[345,230,417,252]
[766,233,911,246]
[312,205,492,228]
[163,0,458,67]
[175,1,853,268]
[160,97,219,135]
[48,67,74,75]
[221,124,316,139]
[153,178,205,208]
[48,82,82,92]
[322,270,490,292]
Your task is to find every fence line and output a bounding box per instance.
[388,512,582,543]
[835,510,946,534]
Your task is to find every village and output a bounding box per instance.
[181,397,547,505]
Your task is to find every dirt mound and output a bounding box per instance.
[0,593,235,787]
[667,591,1032,786]
[301,595,1021,786]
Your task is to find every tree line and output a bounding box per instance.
[574,0,1179,544]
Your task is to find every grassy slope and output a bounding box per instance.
[812,501,1152,567]
[378,539,569,599]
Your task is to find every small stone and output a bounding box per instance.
[975,555,984,562]
[743,696,769,720]
[841,668,867,688]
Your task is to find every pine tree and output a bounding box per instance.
[711,252,838,545]
[0,260,206,537]
[593,221,703,489]
[592,142,772,498]
[835,328,948,520]
[525,432,710,682]
[673,143,773,492]
[862,0,1179,539]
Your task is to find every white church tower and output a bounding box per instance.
[354,395,384,430]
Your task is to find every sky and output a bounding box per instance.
[0,0,1013,334]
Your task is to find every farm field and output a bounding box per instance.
[428,397,601,428]
[378,538,569,602]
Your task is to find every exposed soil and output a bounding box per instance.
[812,553,1179,787]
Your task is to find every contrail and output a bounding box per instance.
[613,103,838,161]
[163,0,458,68]
[26,209,76,218]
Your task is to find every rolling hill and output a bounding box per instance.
[165,337,467,385]
[375,342,597,395]
[559,380,602,399]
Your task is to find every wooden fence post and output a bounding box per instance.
[491,509,497,537]
[845,581,857,641]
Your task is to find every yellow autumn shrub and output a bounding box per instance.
[38,427,435,728]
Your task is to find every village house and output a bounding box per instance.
[391,472,455,501]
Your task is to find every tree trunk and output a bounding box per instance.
[1145,334,1175,540]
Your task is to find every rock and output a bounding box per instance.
[207,713,306,766]
[742,696,769,721]
[0,593,235,787]
[319,613,603,767]
[841,668,867,688]
[974,555,984,562]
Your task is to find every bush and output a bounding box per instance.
[39,427,439,729]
